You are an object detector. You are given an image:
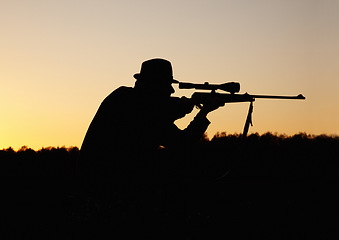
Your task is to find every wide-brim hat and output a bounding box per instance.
[133,58,178,83]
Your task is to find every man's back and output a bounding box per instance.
[77,85,198,235]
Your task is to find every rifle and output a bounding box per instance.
[175,82,306,137]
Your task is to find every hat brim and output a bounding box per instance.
[133,73,178,83]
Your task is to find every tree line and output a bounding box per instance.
[1,132,339,239]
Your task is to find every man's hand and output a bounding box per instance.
[196,95,225,119]
[167,96,195,121]
[179,96,195,114]
[200,94,225,113]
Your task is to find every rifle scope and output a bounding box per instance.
[177,82,240,94]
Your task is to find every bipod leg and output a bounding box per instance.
[243,101,254,138]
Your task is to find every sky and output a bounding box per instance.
[1,0,338,150]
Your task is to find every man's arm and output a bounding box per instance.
[161,96,225,147]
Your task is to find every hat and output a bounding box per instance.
[133,58,178,83]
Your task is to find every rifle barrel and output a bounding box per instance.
[249,93,305,100]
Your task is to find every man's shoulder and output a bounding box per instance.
[104,86,135,101]
[111,86,134,95]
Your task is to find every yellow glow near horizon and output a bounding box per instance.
[1,0,339,150]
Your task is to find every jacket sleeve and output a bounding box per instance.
[161,113,210,149]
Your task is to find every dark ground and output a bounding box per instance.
[1,133,339,239]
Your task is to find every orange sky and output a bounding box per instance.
[1,0,338,150]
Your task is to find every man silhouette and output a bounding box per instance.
[77,58,224,237]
